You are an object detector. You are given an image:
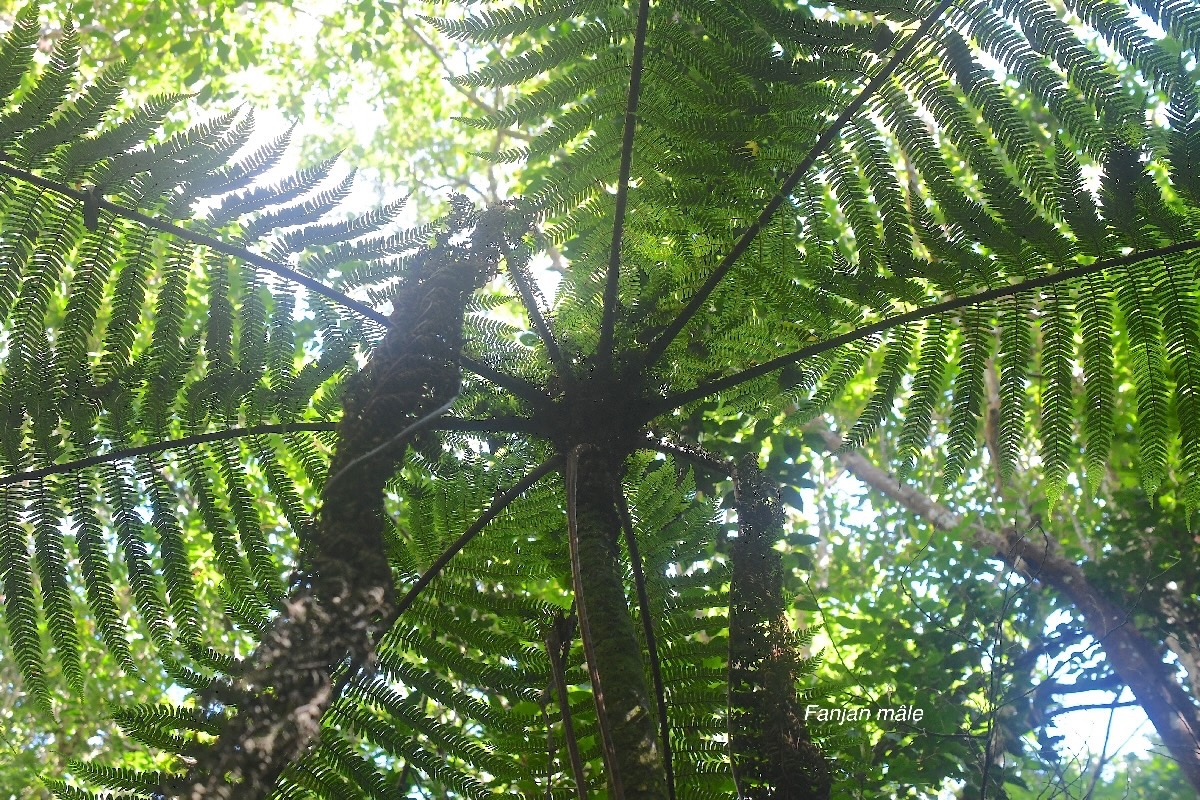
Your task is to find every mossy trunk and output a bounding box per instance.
[730,455,830,800]
[571,449,666,798]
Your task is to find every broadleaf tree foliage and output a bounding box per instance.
[0,0,1198,797]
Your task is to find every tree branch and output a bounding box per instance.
[811,421,1200,793]
[640,0,957,369]
[648,238,1200,417]
[598,0,652,368]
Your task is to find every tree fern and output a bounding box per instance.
[1,0,1200,796]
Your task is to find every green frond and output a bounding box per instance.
[65,762,165,793]
[0,484,48,706]
[1077,274,1115,490]
[61,92,189,180]
[996,293,1033,482]
[0,5,40,106]
[1150,252,1200,512]
[1112,261,1171,493]
[455,22,625,89]
[22,60,129,165]
[840,325,915,451]
[897,316,950,478]
[31,480,83,691]
[944,304,992,488]
[423,0,618,42]
[0,26,80,150]
[1039,288,1077,507]
[69,473,134,671]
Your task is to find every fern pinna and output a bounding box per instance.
[1,0,1200,797]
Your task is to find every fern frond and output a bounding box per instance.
[897,316,950,478]
[1039,288,1077,507]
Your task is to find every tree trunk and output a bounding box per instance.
[811,423,1200,795]
[568,447,666,798]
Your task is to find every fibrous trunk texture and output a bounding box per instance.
[569,448,666,798]
[729,455,832,800]
[173,201,508,799]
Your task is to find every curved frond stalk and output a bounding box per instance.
[729,455,830,799]
[0,160,393,327]
[641,0,957,368]
[599,0,652,367]
[545,610,588,800]
[650,238,1200,417]
[565,446,665,798]
[388,455,563,621]
[614,488,676,800]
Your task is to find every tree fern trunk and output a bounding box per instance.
[569,448,666,798]
[175,203,509,798]
[730,455,831,800]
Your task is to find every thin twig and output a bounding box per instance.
[0,422,338,486]
[648,237,1200,416]
[598,0,653,368]
[387,455,563,622]
[641,0,958,368]
[0,159,392,328]
[614,488,676,800]
[564,446,624,798]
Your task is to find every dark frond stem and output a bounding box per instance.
[564,446,625,799]
[613,489,676,800]
[0,422,338,487]
[457,353,549,405]
[640,0,957,368]
[0,159,391,328]
[650,239,1200,416]
[645,434,734,477]
[501,239,567,369]
[386,455,563,622]
[598,0,653,368]
[435,416,542,435]
[546,611,588,800]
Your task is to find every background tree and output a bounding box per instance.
[0,0,1198,798]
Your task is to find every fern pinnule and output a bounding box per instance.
[1152,254,1200,512]
[242,169,356,243]
[1,484,48,705]
[207,153,340,224]
[0,5,39,106]
[104,463,174,652]
[996,293,1033,482]
[31,479,83,691]
[1039,286,1077,507]
[897,315,950,478]
[0,26,79,150]
[210,438,285,603]
[70,473,135,670]
[61,92,189,179]
[841,323,916,452]
[1077,273,1115,490]
[944,304,991,488]
[141,458,203,644]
